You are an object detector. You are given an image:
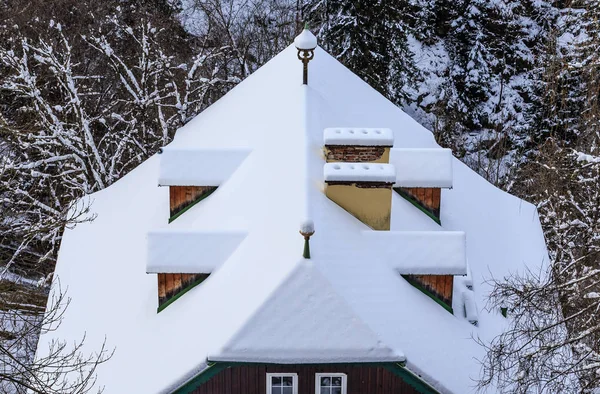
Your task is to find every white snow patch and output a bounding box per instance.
[323,127,394,146]
[324,163,395,183]
[158,147,251,186]
[146,229,247,273]
[391,148,453,188]
[294,29,317,50]
[362,230,467,275]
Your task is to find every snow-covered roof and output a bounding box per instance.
[210,262,404,364]
[323,127,394,146]
[323,162,396,183]
[146,230,247,273]
[37,43,548,394]
[158,147,250,186]
[362,231,466,275]
[391,148,453,188]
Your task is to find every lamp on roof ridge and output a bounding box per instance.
[300,219,315,259]
[294,27,317,85]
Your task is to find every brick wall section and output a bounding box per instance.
[325,145,387,162]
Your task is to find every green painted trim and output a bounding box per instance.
[169,187,217,223]
[172,362,440,394]
[402,275,453,314]
[394,188,441,225]
[157,275,209,313]
[384,363,441,394]
[172,362,228,394]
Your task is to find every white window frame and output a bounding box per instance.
[315,373,348,394]
[266,373,298,394]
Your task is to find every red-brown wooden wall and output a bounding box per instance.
[191,364,420,394]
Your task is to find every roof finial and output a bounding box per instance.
[294,28,317,85]
[299,219,315,258]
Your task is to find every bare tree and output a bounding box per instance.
[0,281,112,394]
[0,10,235,280]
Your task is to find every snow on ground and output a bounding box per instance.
[36,45,548,394]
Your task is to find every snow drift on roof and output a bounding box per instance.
[391,148,453,188]
[146,229,247,273]
[158,147,251,186]
[362,230,467,275]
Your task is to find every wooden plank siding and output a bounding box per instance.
[170,186,217,219]
[190,364,420,394]
[157,273,209,307]
[407,275,453,308]
[397,188,441,221]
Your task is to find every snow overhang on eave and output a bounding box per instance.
[362,230,467,275]
[158,147,251,186]
[390,148,453,188]
[146,230,247,273]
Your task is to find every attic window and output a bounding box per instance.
[267,373,298,394]
[316,373,347,394]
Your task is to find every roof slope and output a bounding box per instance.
[211,261,404,364]
[36,44,548,394]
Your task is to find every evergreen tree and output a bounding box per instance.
[303,0,417,103]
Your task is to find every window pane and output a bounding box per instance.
[321,376,331,386]
[272,388,282,394]
[332,377,342,386]
[272,376,282,385]
[282,388,293,394]
[332,388,342,394]
[282,376,293,386]
[320,388,331,394]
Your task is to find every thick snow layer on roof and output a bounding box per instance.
[294,29,317,50]
[391,148,453,188]
[323,127,394,146]
[211,262,404,364]
[158,147,250,186]
[146,230,247,273]
[362,231,466,275]
[37,44,548,394]
[323,162,396,183]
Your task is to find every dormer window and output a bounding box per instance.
[267,373,298,394]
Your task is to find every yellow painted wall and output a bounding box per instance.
[325,184,392,230]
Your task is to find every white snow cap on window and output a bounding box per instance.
[158,147,250,186]
[390,148,453,188]
[324,163,396,183]
[463,290,479,325]
[146,229,247,273]
[323,128,394,146]
[294,29,318,50]
[363,230,467,275]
